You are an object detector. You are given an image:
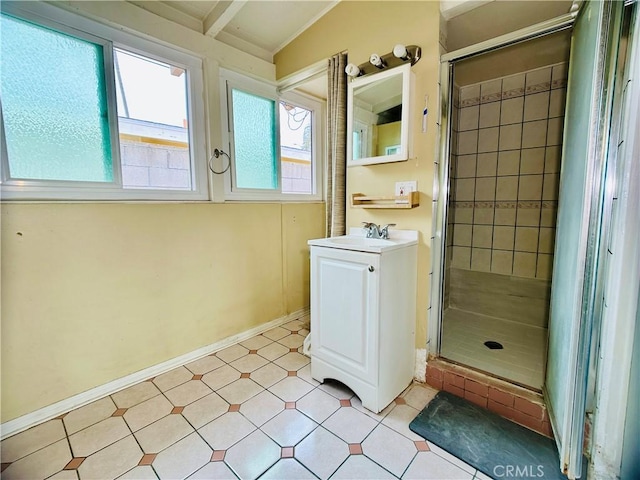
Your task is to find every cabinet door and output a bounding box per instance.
[311,247,379,386]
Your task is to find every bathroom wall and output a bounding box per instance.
[449,62,567,281]
[275,1,441,349]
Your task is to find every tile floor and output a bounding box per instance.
[441,307,547,389]
[1,316,492,480]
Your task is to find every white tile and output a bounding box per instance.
[49,470,79,480]
[118,465,158,480]
[428,441,477,474]
[362,424,418,477]
[262,409,317,446]
[350,395,395,421]
[295,426,349,479]
[188,462,238,480]
[260,459,317,480]
[182,392,229,429]
[456,154,477,178]
[269,377,315,402]
[522,120,547,148]
[63,397,117,435]
[123,394,174,432]
[498,124,522,151]
[230,354,269,373]
[240,390,285,427]
[225,430,280,480]
[185,355,225,375]
[198,412,256,450]
[497,150,520,176]
[257,342,289,361]
[215,344,249,363]
[1,439,71,480]
[69,417,130,457]
[1,419,66,463]
[318,379,355,400]
[111,381,161,409]
[134,413,194,453]
[296,365,321,387]
[476,152,497,177]
[523,91,550,122]
[457,130,478,155]
[477,127,498,153]
[153,366,193,392]
[164,380,212,407]
[403,451,474,479]
[78,435,143,480]
[251,363,288,389]
[202,364,241,391]
[402,384,438,411]
[278,334,306,349]
[479,102,500,128]
[263,327,290,341]
[458,105,479,131]
[332,455,396,479]
[322,407,378,444]
[381,405,424,441]
[500,97,524,125]
[217,378,263,404]
[152,433,212,480]
[240,334,273,350]
[273,352,310,371]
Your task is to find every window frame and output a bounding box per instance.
[0,1,207,201]
[220,68,324,202]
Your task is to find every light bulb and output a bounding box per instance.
[369,53,384,68]
[345,63,360,77]
[393,44,409,60]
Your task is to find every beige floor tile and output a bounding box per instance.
[474,469,494,479]
[318,379,356,400]
[282,320,304,331]
[151,433,212,479]
[68,417,130,457]
[111,382,161,409]
[382,405,424,442]
[350,395,395,421]
[263,327,290,341]
[198,412,256,450]
[182,393,229,429]
[48,470,79,480]
[1,439,70,480]
[152,366,193,392]
[402,383,438,411]
[296,365,321,386]
[215,344,249,363]
[240,335,273,351]
[260,458,317,479]
[250,363,288,389]
[201,364,241,391]
[134,414,194,453]
[63,397,117,435]
[273,352,309,371]
[229,354,269,373]
[277,334,306,349]
[164,380,212,407]
[296,389,341,423]
[427,441,476,474]
[322,407,378,444]
[216,378,263,404]
[188,462,238,479]
[117,465,158,479]
[240,390,285,427]
[332,455,396,479]
[402,451,474,479]
[294,426,349,479]
[362,424,417,477]
[268,377,314,402]
[77,435,142,480]
[256,342,289,361]
[261,409,316,446]
[224,430,280,480]
[1,419,66,463]
[185,355,225,375]
[123,394,174,432]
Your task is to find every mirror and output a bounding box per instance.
[347,63,412,166]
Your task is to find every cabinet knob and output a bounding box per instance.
[368,265,375,272]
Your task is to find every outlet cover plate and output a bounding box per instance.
[395,181,417,196]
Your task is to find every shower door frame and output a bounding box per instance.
[428,13,576,358]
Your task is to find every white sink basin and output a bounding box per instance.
[308,228,418,253]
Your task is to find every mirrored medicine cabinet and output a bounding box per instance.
[347,63,412,166]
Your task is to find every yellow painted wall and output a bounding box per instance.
[375,122,402,157]
[275,1,441,349]
[0,3,325,422]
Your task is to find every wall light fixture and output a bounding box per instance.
[345,44,421,78]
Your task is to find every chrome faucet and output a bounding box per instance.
[362,222,396,239]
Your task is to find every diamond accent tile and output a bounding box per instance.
[395,396,407,405]
[64,457,85,470]
[287,371,297,377]
[240,372,251,379]
[112,408,127,417]
[171,406,184,414]
[249,349,258,354]
[228,404,241,412]
[285,402,296,409]
[415,440,430,451]
[340,399,351,407]
[192,374,203,380]
[348,443,362,455]
[211,450,226,462]
[138,453,156,466]
[281,446,294,458]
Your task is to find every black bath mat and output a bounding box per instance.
[409,391,568,480]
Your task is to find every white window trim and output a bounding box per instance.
[219,68,324,202]
[0,1,208,201]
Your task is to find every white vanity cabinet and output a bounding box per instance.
[308,229,417,413]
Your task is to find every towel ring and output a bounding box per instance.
[208,148,231,175]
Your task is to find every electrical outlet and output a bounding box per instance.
[395,181,417,196]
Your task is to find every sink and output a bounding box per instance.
[308,228,418,254]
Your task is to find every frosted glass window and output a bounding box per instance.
[231,89,278,190]
[280,101,313,194]
[0,13,113,182]
[114,48,192,190]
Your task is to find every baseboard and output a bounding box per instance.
[0,308,309,440]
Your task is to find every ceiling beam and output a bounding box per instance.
[203,0,248,38]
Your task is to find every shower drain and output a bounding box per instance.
[484,340,504,350]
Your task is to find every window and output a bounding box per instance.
[220,69,323,201]
[0,2,206,200]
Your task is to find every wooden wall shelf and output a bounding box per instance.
[351,192,419,209]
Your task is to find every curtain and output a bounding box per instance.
[326,53,348,237]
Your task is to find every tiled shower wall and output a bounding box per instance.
[448,63,567,280]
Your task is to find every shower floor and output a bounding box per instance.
[441,307,547,389]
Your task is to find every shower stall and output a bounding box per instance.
[439,31,572,390]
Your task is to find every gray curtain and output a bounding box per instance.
[326,53,348,237]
